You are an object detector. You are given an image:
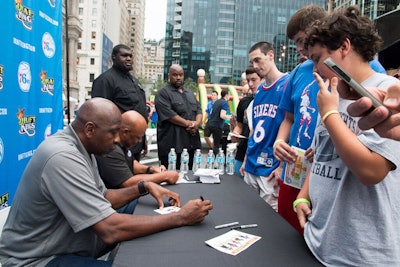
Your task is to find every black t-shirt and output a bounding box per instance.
[95,144,133,189]
[235,95,253,161]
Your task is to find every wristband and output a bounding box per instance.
[138,181,149,196]
[321,110,339,125]
[146,166,152,174]
[293,198,310,213]
[273,139,285,149]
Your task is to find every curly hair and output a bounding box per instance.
[286,5,326,40]
[304,6,382,62]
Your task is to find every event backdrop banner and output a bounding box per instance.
[0,0,63,207]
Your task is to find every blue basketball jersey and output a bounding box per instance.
[245,74,289,176]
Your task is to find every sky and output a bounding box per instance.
[144,0,167,40]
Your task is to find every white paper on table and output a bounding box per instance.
[205,230,261,256]
[199,175,220,184]
[154,206,181,214]
[194,168,221,177]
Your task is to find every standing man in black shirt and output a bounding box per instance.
[155,64,202,170]
[92,44,148,161]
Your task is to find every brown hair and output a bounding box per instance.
[304,6,382,62]
[286,5,326,40]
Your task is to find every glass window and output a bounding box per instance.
[89,73,95,82]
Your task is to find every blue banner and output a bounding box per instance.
[0,0,63,207]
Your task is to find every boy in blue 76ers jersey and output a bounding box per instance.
[242,42,289,211]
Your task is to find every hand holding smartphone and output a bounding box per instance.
[323,57,386,111]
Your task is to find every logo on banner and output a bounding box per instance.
[45,124,52,139]
[40,70,54,95]
[17,108,36,137]
[0,137,4,164]
[0,193,8,208]
[42,32,55,58]
[15,0,34,30]
[48,0,56,8]
[0,65,3,90]
[18,62,31,92]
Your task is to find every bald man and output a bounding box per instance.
[155,64,202,169]
[0,98,213,266]
[96,110,179,189]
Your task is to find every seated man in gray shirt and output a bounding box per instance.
[96,110,179,189]
[0,98,213,267]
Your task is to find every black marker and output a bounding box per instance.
[200,196,204,201]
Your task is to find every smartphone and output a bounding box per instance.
[323,57,385,110]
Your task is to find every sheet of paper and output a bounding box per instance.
[199,175,220,184]
[283,146,311,189]
[154,206,181,214]
[205,230,261,256]
[194,168,221,177]
[228,132,248,139]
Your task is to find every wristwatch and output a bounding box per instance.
[138,181,149,196]
[146,166,152,174]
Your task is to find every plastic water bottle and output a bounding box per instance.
[205,150,215,169]
[216,148,225,174]
[226,149,234,175]
[193,149,202,173]
[180,148,189,174]
[168,148,177,171]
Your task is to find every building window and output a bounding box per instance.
[90,58,95,65]
[91,43,96,50]
[89,73,95,82]
[78,8,83,15]
[92,8,97,16]
[92,20,97,28]
[78,42,82,50]
[91,31,96,39]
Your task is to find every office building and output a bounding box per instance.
[127,0,146,77]
[164,0,326,84]
[333,0,399,19]
[143,39,165,82]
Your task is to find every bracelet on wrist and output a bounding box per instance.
[138,181,149,196]
[321,110,339,125]
[273,139,285,149]
[293,198,310,213]
[146,166,152,174]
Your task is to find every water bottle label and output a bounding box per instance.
[194,156,201,163]
[169,155,176,162]
[227,157,233,163]
[217,157,224,163]
[207,158,214,163]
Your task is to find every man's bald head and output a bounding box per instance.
[72,98,121,155]
[73,98,121,130]
[120,110,148,148]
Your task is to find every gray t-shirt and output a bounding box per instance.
[0,125,115,267]
[305,73,400,266]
